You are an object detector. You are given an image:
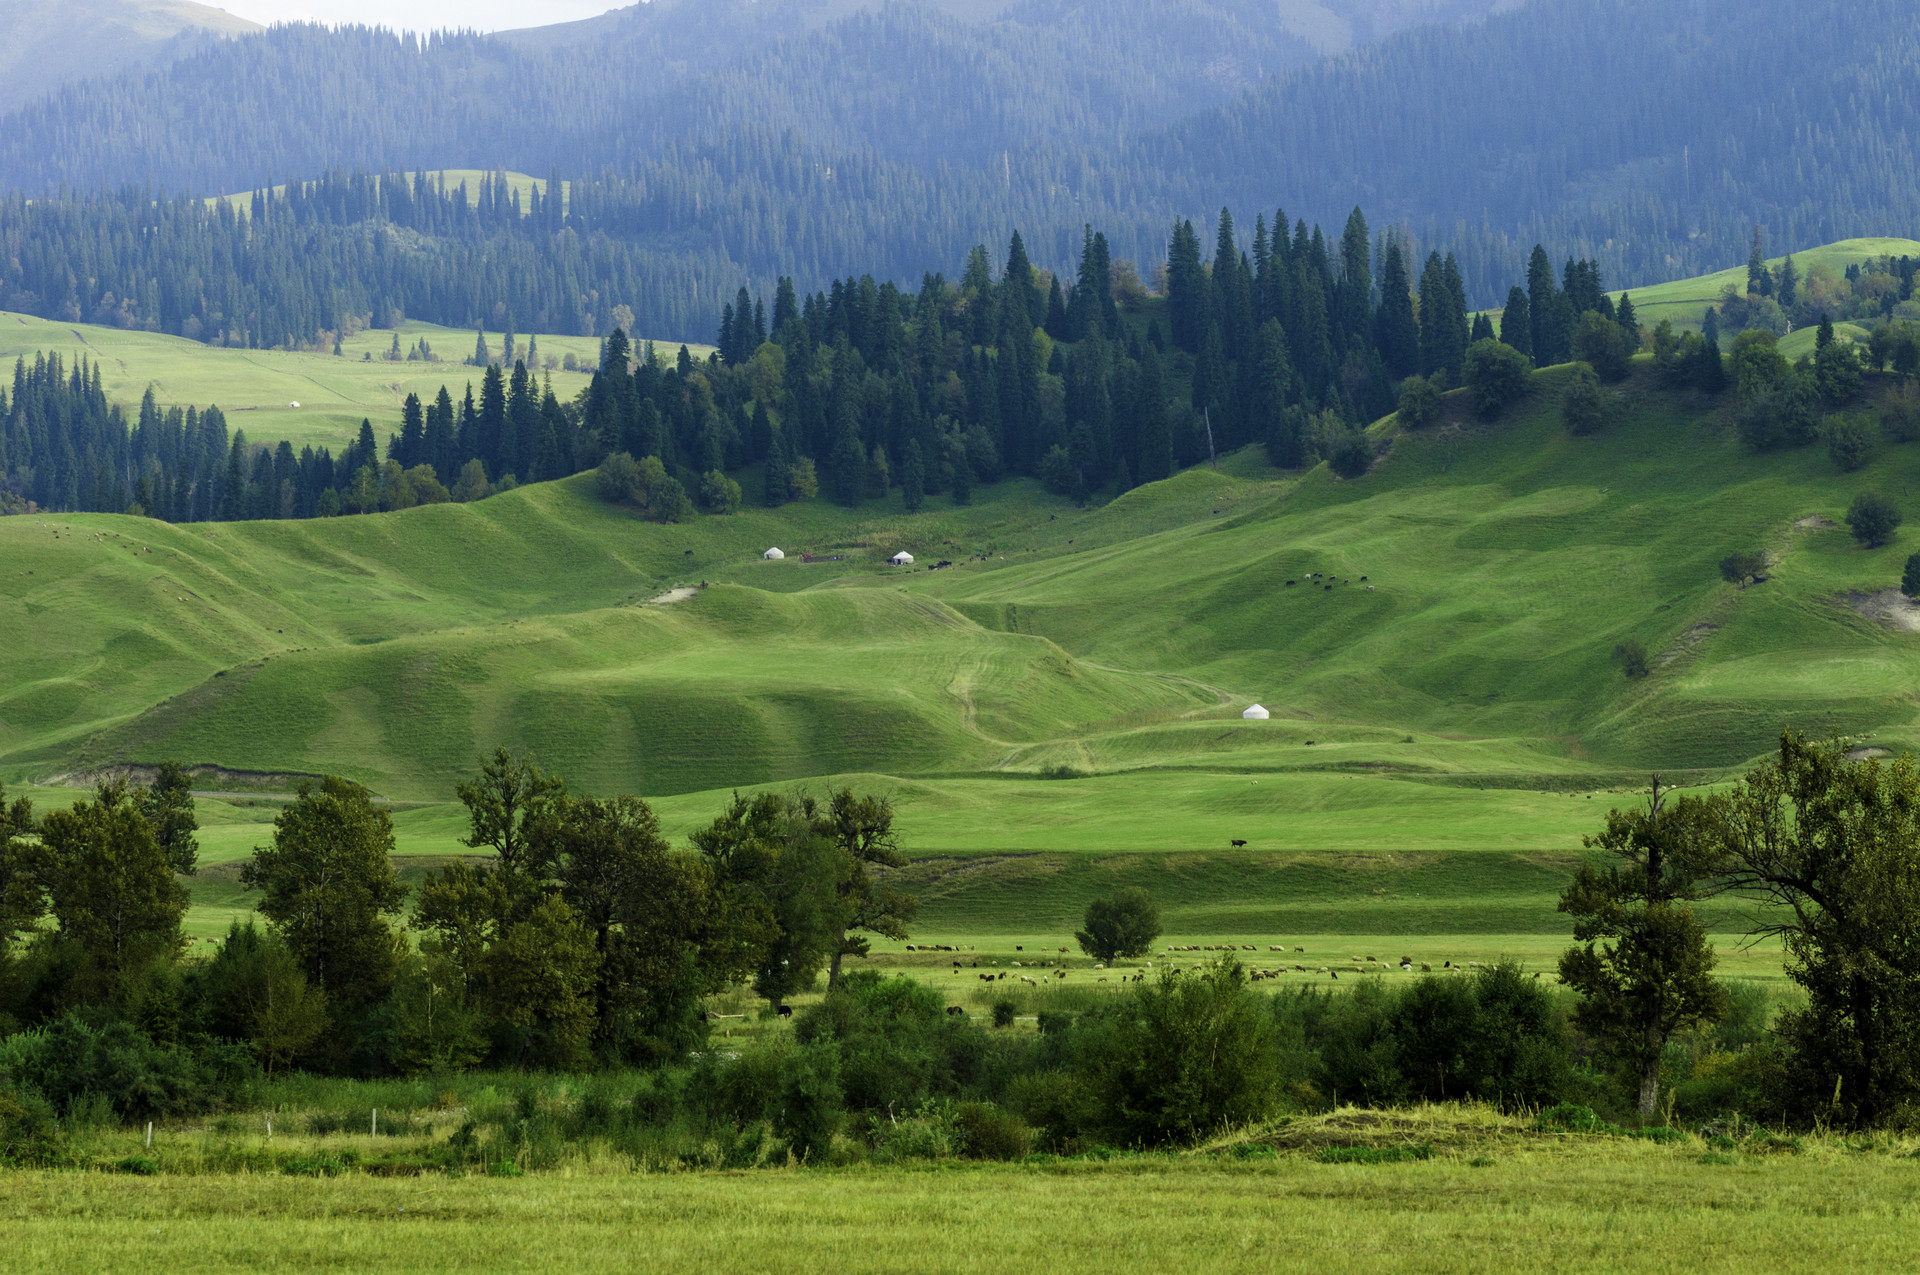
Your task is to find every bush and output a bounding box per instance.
[699,469,742,514]
[1572,311,1630,382]
[1396,374,1443,428]
[1846,492,1902,547]
[1905,554,1920,601]
[1719,551,1766,585]
[1461,338,1532,418]
[594,452,643,504]
[953,1102,1032,1160]
[1076,959,1281,1147]
[1825,414,1877,472]
[0,1086,59,1166]
[1561,363,1611,436]
[1613,639,1650,678]
[1075,888,1161,962]
[1037,445,1075,496]
[1326,429,1375,479]
[1736,371,1821,452]
[0,1012,254,1121]
[991,1000,1017,1029]
[1884,389,1920,444]
[775,1041,843,1164]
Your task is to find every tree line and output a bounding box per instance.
[0,753,912,1080]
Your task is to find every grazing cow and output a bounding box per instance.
[777,1005,793,1019]
[946,1006,965,1016]
[1286,580,1297,587]
[1294,946,1304,952]
[1231,839,1248,848]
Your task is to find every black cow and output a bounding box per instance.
[1231,839,1248,848]
[777,1005,793,1019]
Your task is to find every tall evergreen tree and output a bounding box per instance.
[1500,286,1533,360]
[1374,237,1419,379]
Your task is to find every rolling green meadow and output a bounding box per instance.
[0,306,711,454]
[8,251,1920,1267]
[9,321,1920,949]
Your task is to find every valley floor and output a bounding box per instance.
[7,1118,1916,1273]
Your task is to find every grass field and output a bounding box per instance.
[0,308,711,453]
[1602,236,1920,336]
[5,1112,1916,1273]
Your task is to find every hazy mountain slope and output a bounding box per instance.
[0,0,257,115]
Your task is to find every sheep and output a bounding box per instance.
[1294,946,1304,952]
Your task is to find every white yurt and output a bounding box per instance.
[763,547,786,560]
[1242,704,1271,720]
[889,551,915,565]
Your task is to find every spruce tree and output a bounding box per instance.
[1337,206,1372,345]
[1527,245,1559,365]
[901,438,925,512]
[1777,254,1800,309]
[1136,343,1171,483]
[763,429,789,506]
[1748,228,1773,296]
[1500,286,1533,360]
[1375,238,1419,378]
[1616,293,1642,353]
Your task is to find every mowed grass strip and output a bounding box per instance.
[3,1150,1916,1274]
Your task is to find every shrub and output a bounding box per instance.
[1572,311,1630,382]
[1614,639,1650,678]
[1038,445,1075,496]
[1326,429,1375,479]
[1719,551,1766,585]
[1905,554,1920,601]
[1884,389,1920,444]
[0,1086,59,1167]
[1728,329,1789,398]
[991,1000,1017,1029]
[594,452,643,503]
[1075,888,1161,962]
[953,1102,1032,1160]
[1461,338,1532,418]
[0,1012,253,1121]
[699,469,742,514]
[1076,959,1281,1147]
[1846,492,1902,547]
[1396,374,1442,428]
[775,1041,843,1164]
[1825,414,1877,472]
[1561,363,1611,436]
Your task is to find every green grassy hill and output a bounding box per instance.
[11,246,1920,946]
[0,308,710,452]
[1605,236,1920,335]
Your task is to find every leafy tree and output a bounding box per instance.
[1711,733,1920,1125]
[1719,551,1766,584]
[1728,329,1789,398]
[822,789,916,989]
[1037,444,1074,495]
[700,469,742,513]
[1396,373,1442,428]
[196,921,328,1076]
[38,780,187,1001]
[1613,638,1650,678]
[1461,338,1531,418]
[483,894,602,1070]
[1826,414,1877,472]
[1561,363,1610,436]
[1559,779,1727,1116]
[134,762,198,875]
[693,792,847,1009]
[549,794,749,1061]
[1075,887,1161,962]
[1572,311,1630,382]
[1905,553,1920,600]
[1846,492,1902,547]
[451,458,491,502]
[241,776,408,1013]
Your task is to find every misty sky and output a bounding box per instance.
[213,0,623,34]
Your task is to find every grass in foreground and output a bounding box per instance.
[4,1114,1917,1273]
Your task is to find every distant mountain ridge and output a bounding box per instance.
[0,0,257,115]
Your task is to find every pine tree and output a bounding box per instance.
[901,438,925,512]
[1777,254,1800,309]
[1165,219,1206,353]
[1500,286,1533,360]
[763,429,789,506]
[1135,343,1171,483]
[1337,207,1373,345]
[1616,293,1641,353]
[472,327,490,368]
[1527,245,1559,366]
[1748,228,1774,296]
[1374,237,1418,379]
[398,393,425,469]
